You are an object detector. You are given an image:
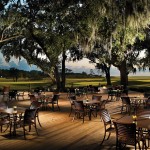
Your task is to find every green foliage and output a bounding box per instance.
[0,0,150,89]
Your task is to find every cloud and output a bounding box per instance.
[0,52,149,76]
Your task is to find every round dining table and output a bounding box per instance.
[0,107,26,136]
[115,113,150,130]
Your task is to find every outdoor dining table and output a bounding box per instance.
[82,100,101,104]
[79,99,101,120]
[129,96,148,113]
[37,94,53,110]
[115,113,150,130]
[77,99,101,107]
[130,96,148,104]
[108,89,122,101]
[0,107,26,136]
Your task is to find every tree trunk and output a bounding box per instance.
[104,65,111,85]
[61,50,67,92]
[118,59,128,94]
[54,65,61,92]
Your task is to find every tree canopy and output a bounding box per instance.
[0,0,150,90]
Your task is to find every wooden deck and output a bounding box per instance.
[0,92,142,150]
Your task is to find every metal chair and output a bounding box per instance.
[99,109,115,145]
[29,101,42,127]
[73,101,91,123]
[92,95,102,101]
[2,86,10,101]
[0,102,10,133]
[17,91,25,100]
[113,121,144,150]
[91,95,102,117]
[28,94,39,102]
[145,97,150,109]
[48,94,60,111]
[121,96,131,114]
[68,95,76,117]
[9,90,17,101]
[14,108,39,139]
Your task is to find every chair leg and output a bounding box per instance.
[0,125,2,132]
[69,106,73,117]
[137,142,141,150]
[9,123,12,136]
[100,131,106,145]
[34,123,38,135]
[121,106,124,113]
[52,103,54,111]
[57,104,60,111]
[72,112,77,121]
[106,132,111,140]
[23,125,27,140]
[37,116,42,127]
[88,111,91,121]
[83,114,84,123]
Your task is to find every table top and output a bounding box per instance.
[77,99,101,104]
[129,96,148,100]
[0,107,25,114]
[115,114,150,129]
[85,100,100,104]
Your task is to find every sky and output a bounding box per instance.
[0,52,149,76]
[0,52,39,71]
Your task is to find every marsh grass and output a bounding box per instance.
[0,76,149,91]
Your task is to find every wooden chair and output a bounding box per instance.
[91,95,103,117]
[107,88,115,101]
[48,94,60,111]
[99,109,115,145]
[73,101,91,123]
[2,86,10,101]
[0,102,10,132]
[144,93,150,98]
[68,95,76,117]
[97,100,107,112]
[137,110,150,148]
[144,130,150,149]
[0,117,10,133]
[29,101,42,127]
[145,97,150,109]
[121,96,131,114]
[14,108,39,139]
[113,121,144,150]
[92,95,102,101]
[17,91,25,100]
[9,90,17,101]
[29,94,37,102]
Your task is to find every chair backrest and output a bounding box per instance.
[29,94,37,101]
[113,121,136,146]
[99,100,107,110]
[99,109,112,125]
[145,97,150,108]
[52,94,60,102]
[73,101,84,111]
[3,86,10,95]
[9,90,17,97]
[24,109,37,123]
[121,96,130,105]
[144,93,150,98]
[92,95,102,101]
[0,102,7,109]
[68,95,76,104]
[30,101,41,109]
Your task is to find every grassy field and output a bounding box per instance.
[0,76,149,92]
